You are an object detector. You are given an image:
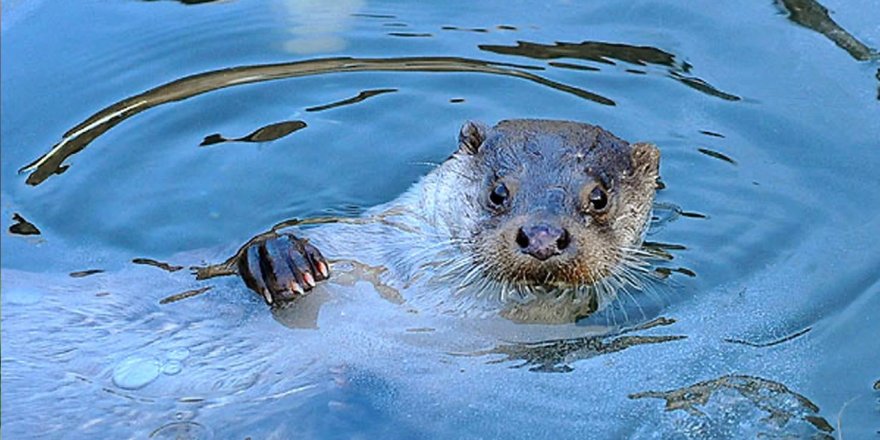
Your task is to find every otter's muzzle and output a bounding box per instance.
[516,222,571,261]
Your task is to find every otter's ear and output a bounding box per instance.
[630,142,660,177]
[458,120,488,155]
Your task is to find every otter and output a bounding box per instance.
[235,119,660,323]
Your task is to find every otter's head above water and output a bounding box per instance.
[421,119,660,314]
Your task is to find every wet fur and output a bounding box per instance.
[300,120,660,323]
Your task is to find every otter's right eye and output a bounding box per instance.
[588,186,609,212]
[489,183,509,206]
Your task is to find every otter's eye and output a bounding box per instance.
[588,186,609,212]
[489,183,509,206]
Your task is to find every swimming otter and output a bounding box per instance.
[235,119,660,323]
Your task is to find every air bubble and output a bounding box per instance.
[113,355,161,390]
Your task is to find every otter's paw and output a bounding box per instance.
[237,233,330,305]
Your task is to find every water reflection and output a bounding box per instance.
[200,120,307,146]
[69,269,105,278]
[631,374,835,438]
[19,56,615,187]
[547,61,600,72]
[305,88,396,112]
[132,258,184,272]
[8,213,40,236]
[696,147,736,165]
[470,317,685,372]
[480,40,742,101]
[722,326,811,348]
[277,0,365,54]
[481,40,679,66]
[441,26,489,34]
[388,32,432,38]
[698,130,725,138]
[350,13,396,19]
[142,0,226,4]
[778,0,878,61]
[4,1,878,437]
[159,286,213,305]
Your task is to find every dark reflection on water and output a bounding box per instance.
[200,120,307,146]
[351,13,397,19]
[654,267,696,279]
[481,40,678,66]
[20,56,615,187]
[696,147,736,165]
[668,73,741,101]
[679,211,707,219]
[631,374,835,438]
[387,32,433,38]
[699,130,725,138]
[479,40,742,101]
[470,317,684,372]
[3,0,879,438]
[159,286,212,305]
[778,0,878,61]
[143,0,224,4]
[132,258,184,272]
[722,326,811,348]
[8,213,40,236]
[305,88,396,112]
[69,269,105,278]
[548,61,600,72]
[441,26,489,34]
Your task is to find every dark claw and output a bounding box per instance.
[261,239,300,301]
[302,242,330,281]
[241,242,272,304]
[283,237,316,287]
[237,232,330,306]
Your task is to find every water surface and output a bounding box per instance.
[2,0,879,438]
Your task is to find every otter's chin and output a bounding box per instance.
[469,222,624,296]
[483,254,612,291]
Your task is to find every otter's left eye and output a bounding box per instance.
[588,186,609,212]
[489,183,509,206]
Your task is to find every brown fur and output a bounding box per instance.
[245,119,661,324]
[399,119,661,322]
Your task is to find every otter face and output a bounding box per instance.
[455,119,660,294]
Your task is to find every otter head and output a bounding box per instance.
[453,119,660,297]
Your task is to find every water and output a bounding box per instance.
[2,0,879,438]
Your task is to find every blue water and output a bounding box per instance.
[2,1,879,438]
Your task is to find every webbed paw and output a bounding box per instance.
[237,233,330,305]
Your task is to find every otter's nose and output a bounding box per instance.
[515,223,571,261]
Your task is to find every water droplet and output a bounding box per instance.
[167,348,190,361]
[162,360,183,376]
[113,355,161,390]
[4,287,44,305]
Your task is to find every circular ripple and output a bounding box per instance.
[149,422,212,440]
[3,286,44,305]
